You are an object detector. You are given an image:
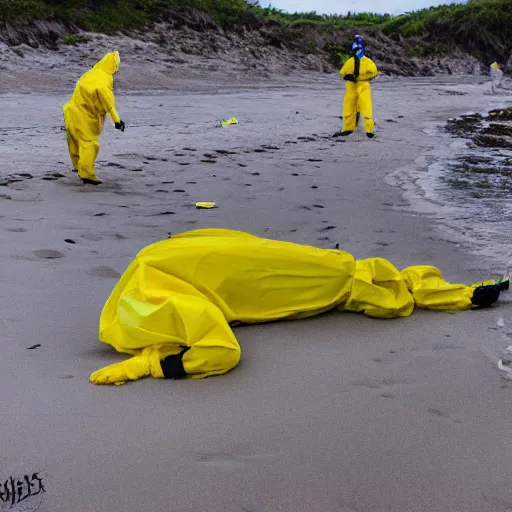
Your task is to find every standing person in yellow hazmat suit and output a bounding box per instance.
[88,228,509,386]
[338,43,378,138]
[63,51,126,185]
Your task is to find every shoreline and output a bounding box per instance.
[385,91,512,273]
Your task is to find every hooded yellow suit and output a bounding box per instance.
[340,55,378,134]
[89,229,509,386]
[63,52,121,183]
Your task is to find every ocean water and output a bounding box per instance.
[386,106,512,273]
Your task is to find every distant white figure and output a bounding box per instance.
[490,62,504,93]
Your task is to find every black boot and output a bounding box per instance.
[471,281,508,308]
[81,177,102,185]
[333,130,353,137]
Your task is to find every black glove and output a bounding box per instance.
[344,74,356,82]
[115,120,125,132]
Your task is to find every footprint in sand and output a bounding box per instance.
[428,408,462,423]
[353,376,408,389]
[81,234,103,242]
[432,343,463,351]
[87,266,121,278]
[42,172,66,181]
[215,149,238,155]
[1,178,22,186]
[194,450,276,469]
[33,249,64,259]
[81,233,125,241]
[352,378,383,389]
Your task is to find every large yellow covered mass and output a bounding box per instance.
[90,228,509,385]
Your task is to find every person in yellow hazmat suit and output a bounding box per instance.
[62,51,125,185]
[89,228,509,386]
[337,43,378,138]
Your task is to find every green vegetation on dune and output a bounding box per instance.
[0,0,510,63]
[254,8,390,29]
[381,0,512,61]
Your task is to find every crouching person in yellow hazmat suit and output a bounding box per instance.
[337,44,378,138]
[62,51,125,186]
[89,228,509,386]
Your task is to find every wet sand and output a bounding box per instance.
[1,74,512,512]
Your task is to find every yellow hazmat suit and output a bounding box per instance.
[63,52,123,184]
[90,228,509,385]
[340,54,378,135]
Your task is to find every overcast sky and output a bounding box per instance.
[257,0,465,16]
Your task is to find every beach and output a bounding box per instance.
[1,70,512,512]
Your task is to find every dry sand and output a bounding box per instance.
[1,70,512,512]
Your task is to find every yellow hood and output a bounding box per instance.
[93,51,120,75]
